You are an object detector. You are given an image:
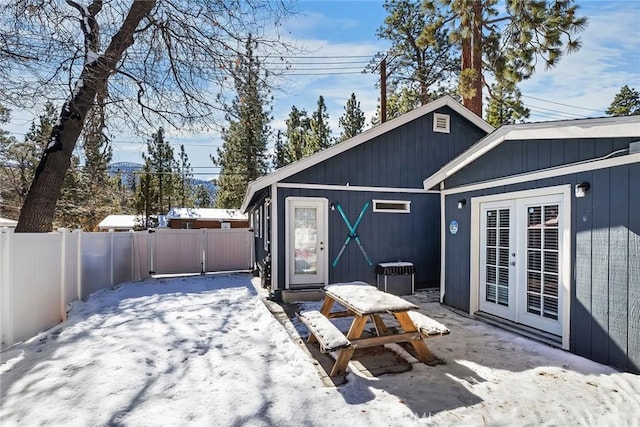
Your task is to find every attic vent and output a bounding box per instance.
[433,113,450,133]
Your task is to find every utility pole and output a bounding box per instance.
[380,56,387,123]
[363,52,388,123]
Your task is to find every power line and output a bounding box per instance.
[522,95,606,114]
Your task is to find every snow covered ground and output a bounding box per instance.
[1,273,638,426]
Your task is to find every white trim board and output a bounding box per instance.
[277,182,440,194]
[241,95,493,212]
[423,115,640,190]
[441,152,640,196]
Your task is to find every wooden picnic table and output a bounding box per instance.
[306,281,438,377]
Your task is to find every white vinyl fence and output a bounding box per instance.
[0,228,253,349]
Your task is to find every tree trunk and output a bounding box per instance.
[460,1,483,118]
[16,1,156,232]
[469,0,483,117]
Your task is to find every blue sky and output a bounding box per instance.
[7,0,640,180]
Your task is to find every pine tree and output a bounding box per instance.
[423,0,587,117]
[485,82,530,127]
[177,144,195,207]
[0,106,21,219]
[77,103,121,230]
[194,184,212,208]
[0,102,56,219]
[272,130,288,169]
[305,96,332,155]
[338,93,366,142]
[213,35,271,209]
[371,87,423,125]
[135,162,159,229]
[133,128,177,227]
[606,86,640,117]
[377,0,459,105]
[284,106,310,163]
[142,128,176,214]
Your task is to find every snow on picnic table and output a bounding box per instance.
[1,273,639,426]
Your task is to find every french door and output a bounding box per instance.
[479,194,564,336]
[285,197,328,288]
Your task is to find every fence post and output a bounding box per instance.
[201,228,206,274]
[76,229,83,301]
[0,228,14,347]
[130,230,135,281]
[148,229,155,275]
[59,228,68,322]
[110,230,115,288]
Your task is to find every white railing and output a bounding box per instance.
[0,227,253,349]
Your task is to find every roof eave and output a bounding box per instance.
[241,95,493,211]
[423,115,640,190]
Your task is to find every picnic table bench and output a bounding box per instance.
[298,281,449,377]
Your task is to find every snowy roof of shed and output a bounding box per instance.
[166,208,247,221]
[422,115,640,190]
[240,95,493,212]
[0,217,18,228]
[98,215,139,229]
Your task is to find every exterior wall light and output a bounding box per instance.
[575,182,590,198]
[457,199,466,209]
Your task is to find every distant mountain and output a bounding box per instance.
[107,162,217,203]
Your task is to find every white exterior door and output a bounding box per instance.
[478,193,566,336]
[516,196,563,335]
[285,197,328,288]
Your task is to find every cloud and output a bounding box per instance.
[519,2,640,120]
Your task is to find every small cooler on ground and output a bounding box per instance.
[376,262,415,296]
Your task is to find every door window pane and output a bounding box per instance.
[294,208,317,275]
[526,203,560,319]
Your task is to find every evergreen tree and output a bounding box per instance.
[606,86,640,117]
[338,93,366,142]
[371,87,423,125]
[213,35,271,209]
[305,96,332,155]
[134,128,177,227]
[423,0,587,117]
[177,144,195,207]
[54,155,86,229]
[76,103,121,230]
[485,82,530,127]
[135,161,159,229]
[0,102,56,220]
[284,106,310,163]
[194,184,213,208]
[0,106,21,219]
[142,128,176,215]
[272,130,288,169]
[377,0,459,106]
[0,101,99,229]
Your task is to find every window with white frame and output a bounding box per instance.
[373,199,411,213]
[181,221,195,229]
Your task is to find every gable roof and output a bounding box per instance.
[241,95,493,211]
[422,115,640,190]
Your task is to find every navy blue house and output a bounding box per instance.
[241,96,492,297]
[423,115,640,373]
